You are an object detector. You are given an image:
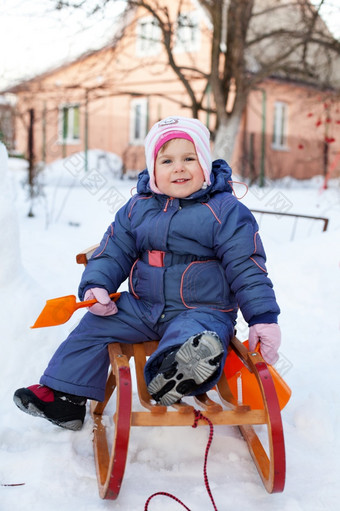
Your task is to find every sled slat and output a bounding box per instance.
[130,408,267,427]
[194,393,223,412]
[133,343,167,414]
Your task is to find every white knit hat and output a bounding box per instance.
[144,116,212,194]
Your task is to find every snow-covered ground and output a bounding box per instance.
[1,144,339,511]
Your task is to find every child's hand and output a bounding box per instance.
[248,323,281,365]
[84,287,118,316]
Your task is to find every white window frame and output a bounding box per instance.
[272,101,288,150]
[58,103,80,144]
[130,98,148,144]
[174,11,200,53]
[136,16,161,57]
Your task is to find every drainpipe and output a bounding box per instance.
[206,84,211,127]
[42,102,46,163]
[84,89,89,172]
[259,89,266,188]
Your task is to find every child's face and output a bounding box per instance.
[154,138,205,198]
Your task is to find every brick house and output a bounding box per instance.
[3,0,340,181]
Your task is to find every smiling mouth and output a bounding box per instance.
[172,178,189,183]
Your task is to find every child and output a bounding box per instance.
[14,116,281,430]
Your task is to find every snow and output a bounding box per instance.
[1,143,340,510]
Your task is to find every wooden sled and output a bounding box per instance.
[76,248,290,500]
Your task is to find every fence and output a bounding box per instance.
[251,209,329,242]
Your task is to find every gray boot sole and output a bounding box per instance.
[147,331,223,406]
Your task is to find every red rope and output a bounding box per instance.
[144,492,191,510]
[193,410,218,510]
[144,409,218,511]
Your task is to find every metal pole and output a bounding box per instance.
[27,108,35,217]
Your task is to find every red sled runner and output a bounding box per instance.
[88,336,291,500]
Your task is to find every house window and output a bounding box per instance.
[174,11,200,53]
[130,98,148,144]
[136,16,161,56]
[59,104,80,144]
[272,101,288,149]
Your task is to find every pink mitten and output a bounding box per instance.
[248,323,281,365]
[84,287,118,316]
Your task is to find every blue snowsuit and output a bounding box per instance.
[41,160,280,401]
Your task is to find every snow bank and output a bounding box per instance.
[0,143,22,286]
[41,149,122,187]
[0,146,45,342]
[1,153,339,511]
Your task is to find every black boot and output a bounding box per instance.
[13,384,86,430]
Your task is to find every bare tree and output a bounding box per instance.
[51,0,340,162]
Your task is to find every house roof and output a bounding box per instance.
[1,3,135,95]
[2,46,112,94]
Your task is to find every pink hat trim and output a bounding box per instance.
[154,131,194,160]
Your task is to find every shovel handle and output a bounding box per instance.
[75,292,121,310]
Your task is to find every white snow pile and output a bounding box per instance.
[0,144,339,511]
[41,149,122,187]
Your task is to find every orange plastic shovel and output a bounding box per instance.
[31,292,121,329]
[224,340,292,410]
